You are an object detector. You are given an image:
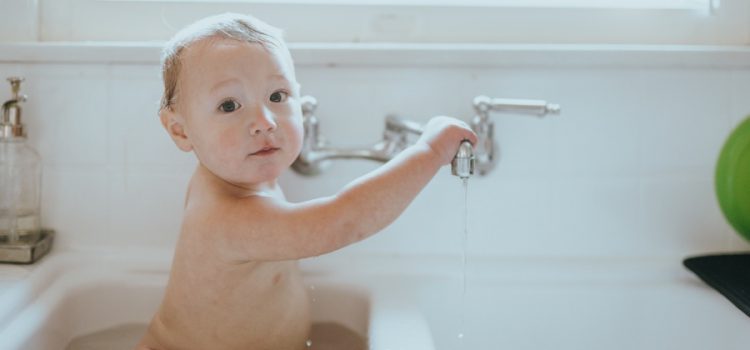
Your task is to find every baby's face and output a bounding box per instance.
[175,37,303,188]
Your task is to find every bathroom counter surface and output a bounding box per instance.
[0,263,34,296]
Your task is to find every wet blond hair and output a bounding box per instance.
[159,12,287,112]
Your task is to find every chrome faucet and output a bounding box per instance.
[293,96,475,178]
[292,95,560,178]
[470,96,560,175]
[292,96,407,175]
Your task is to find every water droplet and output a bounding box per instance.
[306,339,313,347]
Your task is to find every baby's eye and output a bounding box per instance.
[218,99,241,113]
[269,91,289,103]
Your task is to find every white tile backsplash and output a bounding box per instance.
[19,64,110,166]
[638,175,730,254]
[541,176,643,256]
[41,165,109,249]
[730,69,750,126]
[636,70,732,174]
[2,53,749,257]
[105,165,193,248]
[107,70,194,168]
[547,71,642,177]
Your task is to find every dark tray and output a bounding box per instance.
[683,253,750,318]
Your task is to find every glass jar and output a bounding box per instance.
[0,137,42,243]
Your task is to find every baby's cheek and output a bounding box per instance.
[287,119,304,153]
[216,130,243,154]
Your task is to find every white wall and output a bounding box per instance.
[1,46,748,260]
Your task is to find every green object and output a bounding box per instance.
[716,115,750,242]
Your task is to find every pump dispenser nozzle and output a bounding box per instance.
[1,77,28,139]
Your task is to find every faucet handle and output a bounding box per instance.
[385,114,424,135]
[469,95,561,176]
[473,95,560,118]
[300,95,318,117]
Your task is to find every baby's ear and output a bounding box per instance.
[159,108,193,152]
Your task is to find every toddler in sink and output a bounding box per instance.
[136,12,476,350]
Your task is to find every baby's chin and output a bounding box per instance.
[226,168,283,189]
[199,163,279,193]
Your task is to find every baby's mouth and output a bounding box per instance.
[250,146,280,156]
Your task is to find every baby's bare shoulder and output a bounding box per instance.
[180,171,336,261]
[181,193,301,262]
[187,190,287,226]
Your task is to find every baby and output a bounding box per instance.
[137,12,476,350]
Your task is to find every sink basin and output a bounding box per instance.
[411,257,750,350]
[0,251,434,350]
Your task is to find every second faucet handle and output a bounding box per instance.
[473,95,560,118]
[470,95,561,176]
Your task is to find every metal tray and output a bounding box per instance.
[0,229,54,264]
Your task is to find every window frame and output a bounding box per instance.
[102,0,717,9]
[2,0,746,45]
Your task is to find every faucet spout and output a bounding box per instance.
[451,140,474,179]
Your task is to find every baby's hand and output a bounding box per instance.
[417,116,478,165]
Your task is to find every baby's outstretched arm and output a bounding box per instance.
[210,116,477,262]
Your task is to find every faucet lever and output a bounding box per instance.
[385,115,424,135]
[470,95,561,175]
[451,140,474,179]
[473,95,560,118]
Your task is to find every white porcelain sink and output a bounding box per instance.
[0,251,434,350]
[411,257,750,350]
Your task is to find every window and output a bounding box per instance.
[3,0,747,45]
[471,0,716,10]
[172,0,716,10]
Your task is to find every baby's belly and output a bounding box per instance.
[152,261,312,350]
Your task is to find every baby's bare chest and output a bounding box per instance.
[176,255,305,305]
[156,257,311,348]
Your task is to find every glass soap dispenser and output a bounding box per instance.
[0,77,41,244]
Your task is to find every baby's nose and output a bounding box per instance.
[250,110,278,135]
